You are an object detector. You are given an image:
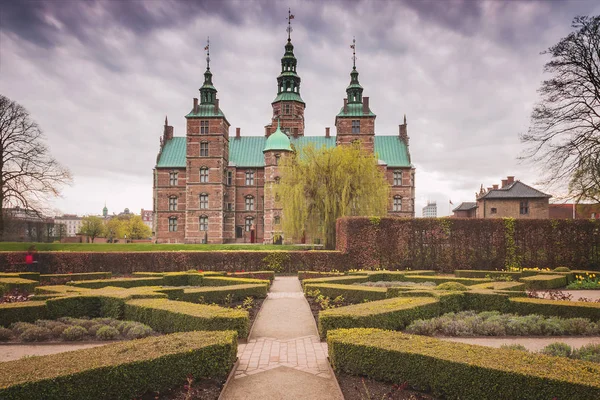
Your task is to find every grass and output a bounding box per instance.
[0,242,312,252]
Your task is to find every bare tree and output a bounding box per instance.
[520,16,600,202]
[0,95,72,240]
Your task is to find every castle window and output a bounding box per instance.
[168,197,178,211]
[227,203,233,211]
[410,173,415,187]
[199,216,208,231]
[274,216,281,225]
[245,217,254,232]
[394,171,402,186]
[199,194,208,209]
[245,196,255,211]
[246,171,255,185]
[168,217,177,232]
[275,154,280,165]
[200,120,209,134]
[169,172,178,186]
[491,208,497,214]
[200,168,209,183]
[352,120,360,134]
[284,104,291,115]
[200,142,209,157]
[520,201,529,215]
[227,171,233,186]
[393,196,402,212]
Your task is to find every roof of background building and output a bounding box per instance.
[478,181,551,200]
[452,202,477,212]
[336,103,376,117]
[157,135,412,168]
[272,92,305,104]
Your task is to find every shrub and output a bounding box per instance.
[509,298,600,321]
[500,344,528,351]
[201,276,270,287]
[47,295,124,319]
[298,271,345,280]
[61,326,88,341]
[0,278,39,293]
[455,270,522,279]
[541,342,573,358]
[554,267,571,272]
[67,277,164,289]
[125,324,154,339]
[180,284,268,304]
[327,328,600,400]
[302,276,369,287]
[304,283,387,303]
[519,274,567,290]
[0,327,13,341]
[572,343,600,363]
[95,325,120,340]
[20,326,52,342]
[404,275,492,286]
[39,272,112,284]
[0,331,237,400]
[86,324,105,336]
[0,302,47,327]
[436,282,469,291]
[10,322,37,335]
[35,320,66,331]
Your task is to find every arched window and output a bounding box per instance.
[245,196,254,211]
[394,196,402,212]
[199,215,208,231]
[199,194,208,209]
[245,217,254,232]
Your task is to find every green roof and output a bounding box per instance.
[185,104,227,119]
[157,135,410,168]
[336,103,376,117]
[272,92,305,104]
[263,124,292,152]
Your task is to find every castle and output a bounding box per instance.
[153,16,415,244]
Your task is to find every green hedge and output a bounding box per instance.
[0,330,237,400]
[0,301,48,327]
[454,270,522,279]
[180,284,268,304]
[226,271,275,281]
[124,298,249,338]
[365,270,436,282]
[0,278,39,294]
[469,281,527,291]
[519,274,567,289]
[298,271,345,280]
[302,275,369,287]
[509,298,600,321]
[461,291,511,312]
[403,275,492,285]
[327,328,600,400]
[67,277,164,289]
[201,276,269,287]
[318,297,440,338]
[46,295,125,319]
[0,272,41,281]
[39,272,112,283]
[304,283,387,303]
[162,272,204,286]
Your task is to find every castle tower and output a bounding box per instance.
[335,38,375,153]
[263,120,293,244]
[266,9,305,138]
[185,38,230,243]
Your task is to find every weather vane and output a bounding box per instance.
[204,37,210,69]
[350,37,356,68]
[287,8,295,40]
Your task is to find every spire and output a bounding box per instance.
[164,115,168,126]
[273,9,303,104]
[287,8,294,41]
[404,114,407,124]
[346,37,363,104]
[200,37,217,105]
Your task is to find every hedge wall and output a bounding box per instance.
[336,217,600,271]
[0,331,237,400]
[327,328,600,400]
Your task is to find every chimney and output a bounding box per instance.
[343,98,348,114]
[399,115,408,145]
[362,97,369,114]
[507,176,515,185]
[493,184,499,190]
[487,187,493,192]
[501,179,508,188]
[325,127,330,138]
[214,99,219,114]
[236,127,241,139]
[166,126,173,141]
[193,98,198,114]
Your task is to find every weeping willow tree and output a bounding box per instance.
[277,143,389,249]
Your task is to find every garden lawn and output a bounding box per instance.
[0,242,309,252]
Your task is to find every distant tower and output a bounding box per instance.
[102,203,108,218]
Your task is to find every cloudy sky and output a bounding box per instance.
[1,0,599,218]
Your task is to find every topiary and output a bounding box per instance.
[61,325,88,341]
[0,327,13,341]
[125,324,154,339]
[540,342,572,358]
[554,267,571,272]
[500,344,528,352]
[436,282,469,291]
[96,325,120,341]
[20,326,52,342]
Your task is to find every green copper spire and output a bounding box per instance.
[346,37,363,104]
[200,37,217,104]
[273,9,304,104]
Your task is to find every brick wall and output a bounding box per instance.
[335,116,375,153]
[476,198,549,219]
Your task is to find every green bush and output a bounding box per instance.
[304,283,387,303]
[46,296,125,319]
[125,324,154,339]
[318,297,440,338]
[519,274,567,289]
[500,344,528,351]
[554,267,571,273]
[509,298,600,321]
[61,326,88,341]
[454,270,522,279]
[0,326,13,341]
[0,272,40,281]
[124,298,249,338]
[227,271,275,281]
[302,275,369,287]
[541,342,572,358]
[95,325,119,340]
[298,271,345,280]
[0,278,39,293]
[365,270,436,282]
[10,322,37,335]
[40,272,112,283]
[461,291,511,312]
[20,326,51,342]
[200,276,269,287]
[436,282,468,291]
[0,331,237,400]
[67,277,164,289]
[469,281,526,291]
[573,343,600,363]
[180,284,268,304]
[327,328,600,400]
[405,275,492,286]
[0,302,48,327]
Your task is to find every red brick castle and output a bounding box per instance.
[153,16,415,244]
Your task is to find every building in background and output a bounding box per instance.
[153,19,416,244]
[53,214,83,236]
[475,176,551,219]
[141,209,153,231]
[452,202,477,218]
[549,204,600,220]
[422,201,437,218]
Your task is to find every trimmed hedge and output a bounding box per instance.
[318,297,439,338]
[226,271,275,281]
[364,270,436,282]
[67,277,164,289]
[39,272,112,283]
[327,328,600,400]
[0,330,237,400]
[124,298,249,338]
[469,281,527,291]
[402,275,492,286]
[298,271,345,280]
[509,298,600,321]
[46,295,125,319]
[302,276,369,287]
[162,272,204,286]
[0,278,38,294]
[519,274,567,290]
[304,283,387,303]
[180,284,268,304]
[454,270,522,279]
[0,301,48,327]
[201,276,269,287]
[0,272,41,281]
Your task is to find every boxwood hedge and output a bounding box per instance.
[0,330,237,400]
[327,328,600,400]
[302,275,369,287]
[304,283,388,303]
[298,271,345,280]
[454,270,522,279]
[201,276,270,287]
[509,298,600,321]
[0,301,48,327]
[179,283,268,303]
[39,272,112,283]
[403,275,492,285]
[519,274,567,289]
[67,277,164,289]
[0,278,39,294]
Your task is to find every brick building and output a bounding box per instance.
[475,176,551,219]
[153,26,415,244]
[451,202,477,218]
[549,203,600,219]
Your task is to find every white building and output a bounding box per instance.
[141,209,153,232]
[422,201,437,218]
[54,214,83,237]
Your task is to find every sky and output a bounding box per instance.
[1,0,599,217]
